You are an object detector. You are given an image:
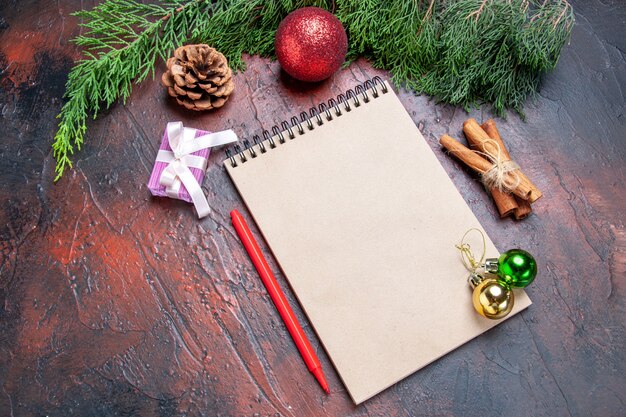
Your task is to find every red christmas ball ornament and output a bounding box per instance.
[275,7,348,82]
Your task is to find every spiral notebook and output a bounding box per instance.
[223,78,531,404]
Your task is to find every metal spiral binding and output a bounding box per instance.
[226,76,388,167]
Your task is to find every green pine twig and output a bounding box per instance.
[52,0,573,180]
[53,0,209,180]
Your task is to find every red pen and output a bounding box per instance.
[231,209,330,394]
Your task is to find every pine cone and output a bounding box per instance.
[161,44,235,111]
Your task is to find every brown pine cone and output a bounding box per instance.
[161,44,235,111]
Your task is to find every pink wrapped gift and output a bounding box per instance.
[148,122,237,218]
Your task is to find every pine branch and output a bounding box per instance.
[335,0,573,116]
[53,0,574,180]
[53,0,209,180]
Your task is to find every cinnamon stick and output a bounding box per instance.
[463,119,518,218]
[513,196,532,219]
[490,188,518,218]
[480,119,533,219]
[480,119,511,159]
[439,135,534,201]
[463,118,542,203]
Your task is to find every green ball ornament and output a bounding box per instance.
[486,249,537,288]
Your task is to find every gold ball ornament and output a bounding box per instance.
[471,278,514,319]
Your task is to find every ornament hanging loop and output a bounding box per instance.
[455,228,487,274]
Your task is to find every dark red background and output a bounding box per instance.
[1,1,624,416]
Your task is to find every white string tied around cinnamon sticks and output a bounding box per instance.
[479,139,521,192]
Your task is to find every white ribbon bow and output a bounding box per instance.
[157,122,237,218]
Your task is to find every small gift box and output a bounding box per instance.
[148,122,237,218]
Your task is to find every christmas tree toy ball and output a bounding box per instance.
[275,7,348,82]
[457,229,538,320]
[485,249,537,288]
